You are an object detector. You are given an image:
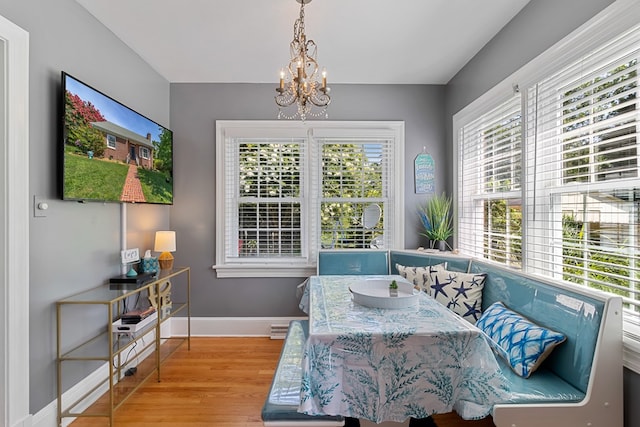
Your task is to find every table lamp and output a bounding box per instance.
[154,231,176,270]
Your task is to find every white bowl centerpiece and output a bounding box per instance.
[349,278,419,309]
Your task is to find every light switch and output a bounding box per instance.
[34,196,48,218]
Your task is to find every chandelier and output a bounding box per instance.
[275,0,330,120]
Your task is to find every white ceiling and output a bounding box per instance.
[75,0,530,85]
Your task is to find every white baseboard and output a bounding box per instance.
[34,326,162,427]
[32,361,112,427]
[34,317,306,427]
[170,316,307,337]
[11,415,33,427]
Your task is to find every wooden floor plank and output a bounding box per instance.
[70,337,494,427]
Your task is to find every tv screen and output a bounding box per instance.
[60,71,173,204]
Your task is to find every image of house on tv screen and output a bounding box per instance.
[62,74,173,205]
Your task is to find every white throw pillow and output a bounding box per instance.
[395,262,446,292]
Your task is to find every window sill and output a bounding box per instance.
[212,263,316,278]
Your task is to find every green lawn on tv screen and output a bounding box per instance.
[64,151,172,203]
[64,152,129,201]
[137,167,173,204]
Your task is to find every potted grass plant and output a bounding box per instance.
[418,192,453,251]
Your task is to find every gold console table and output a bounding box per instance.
[56,267,190,427]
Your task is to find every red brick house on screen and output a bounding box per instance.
[91,120,155,169]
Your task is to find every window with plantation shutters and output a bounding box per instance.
[215,121,404,278]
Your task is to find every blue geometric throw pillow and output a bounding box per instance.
[476,301,566,378]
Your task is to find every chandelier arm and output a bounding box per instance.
[308,92,331,108]
[275,96,297,108]
[305,40,317,60]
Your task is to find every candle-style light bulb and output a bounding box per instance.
[322,68,327,89]
[279,68,285,90]
[296,60,303,79]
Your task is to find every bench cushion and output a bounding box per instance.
[261,320,344,425]
[495,357,585,404]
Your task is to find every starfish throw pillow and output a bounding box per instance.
[429,270,487,323]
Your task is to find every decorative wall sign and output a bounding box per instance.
[414,152,435,194]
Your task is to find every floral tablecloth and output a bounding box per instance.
[299,275,509,423]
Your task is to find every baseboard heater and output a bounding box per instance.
[270,324,290,340]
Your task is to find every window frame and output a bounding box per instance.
[214,120,405,278]
[453,0,640,373]
[139,145,151,160]
[106,133,116,149]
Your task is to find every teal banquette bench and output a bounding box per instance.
[264,249,623,427]
[261,319,344,426]
[389,249,623,427]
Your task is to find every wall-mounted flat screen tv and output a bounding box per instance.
[60,71,173,204]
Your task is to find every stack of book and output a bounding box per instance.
[121,307,156,324]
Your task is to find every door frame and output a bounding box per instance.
[0,13,30,427]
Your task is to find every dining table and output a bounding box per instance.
[298,275,510,424]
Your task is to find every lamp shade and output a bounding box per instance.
[154,231,176,253]
[154,231,176,270]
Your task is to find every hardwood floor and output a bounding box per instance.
[70,337,495,427]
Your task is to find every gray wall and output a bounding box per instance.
[444,0,638,425]
[170,83,446,317]
[0,0,171,414]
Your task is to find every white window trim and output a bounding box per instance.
[106,133,116,149]
[213,120,405,278]
[139,145,150,160]
[453,0,640,372]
